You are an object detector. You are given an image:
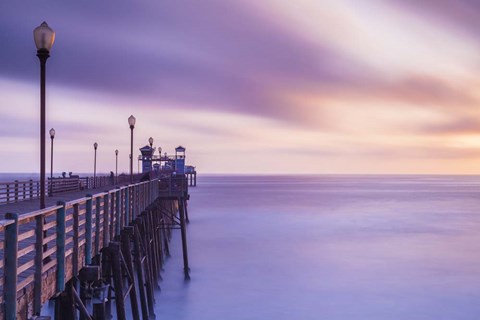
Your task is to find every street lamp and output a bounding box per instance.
[149,137,153,147]
[93,142,98,188]
[158,147,162,170]
[115,149,118,184]
[34,21,55,209]
[128,115,136,183]
[49,128,55,195]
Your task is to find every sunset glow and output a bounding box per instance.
[0,0,479,174]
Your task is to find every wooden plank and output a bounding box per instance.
[41,258,57,273]
[17,244,35,259]
[17,259,35,275]
[65,237,73,246]
[43,233,57,245]
[16,274,34,292]
[43,220,56,231]
[43,246,56,258]
[18,230,35,242]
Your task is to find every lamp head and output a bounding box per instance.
[34,21,55,51]
[128,115,136,129]
[94,142,98,150]
[49,128,55,139]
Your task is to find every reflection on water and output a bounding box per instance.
[156,175,480,320]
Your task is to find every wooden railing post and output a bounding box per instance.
[95,196,101,256]
[133,185,138,219]
[125,187,130,228]
[85,195,93,265]
[73,204,80,277]
[115,189,121,236]
[29,180,34,199]
[110,191,116,241]
[56,202,67,292]
[120,188,124,231]
[34,212,45,315]
[4,213,19,320]
[6,183,10,203]
[14,180,18,202]
[103,192,110,247]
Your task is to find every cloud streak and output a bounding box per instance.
[0,0,479,173]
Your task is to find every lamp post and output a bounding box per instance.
[34,21,55,209]
[115,149,118,184]
[93,142,98,188]
[159,147,162,170]
[49,128,55,195]
[149,137,153,148]
[128,115,136,183]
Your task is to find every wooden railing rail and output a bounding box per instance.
[0,174,147,206]
[0,180,40,205]
[0,178,160,319]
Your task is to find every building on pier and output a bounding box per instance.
[137,145,196,186]
[139,145,155,173]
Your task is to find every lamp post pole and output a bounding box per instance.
[115,149,118,184]
[34,22,55,209]
[159,147,162,171]
[94,142,98,188]
[49,128,55,195]
[128,115,136,183]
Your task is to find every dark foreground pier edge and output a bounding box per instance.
[0,174,192,320]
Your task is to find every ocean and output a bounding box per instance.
[155,175,480,320]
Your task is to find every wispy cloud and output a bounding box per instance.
[0,0,479,173]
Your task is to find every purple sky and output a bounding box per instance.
[0,0,479,174]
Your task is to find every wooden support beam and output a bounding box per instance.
[106,242,127,320]
[178,198,190,280]
[120,230,141,320]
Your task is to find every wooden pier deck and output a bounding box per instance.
[0,174,192,319]
[0,187,114,218]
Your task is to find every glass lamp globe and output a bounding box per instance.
[34,22,55,51]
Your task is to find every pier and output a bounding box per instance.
[0,157,195,319]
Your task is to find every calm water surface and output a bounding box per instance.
[156,175,480,320]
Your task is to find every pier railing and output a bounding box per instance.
[0,178,160,318]
[0,174,144,205]
[0,180,40,205]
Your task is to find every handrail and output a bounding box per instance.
[0,174,146,206]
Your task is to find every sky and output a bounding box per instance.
[0,0,479,174]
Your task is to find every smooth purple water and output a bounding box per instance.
[155,175,480,320]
